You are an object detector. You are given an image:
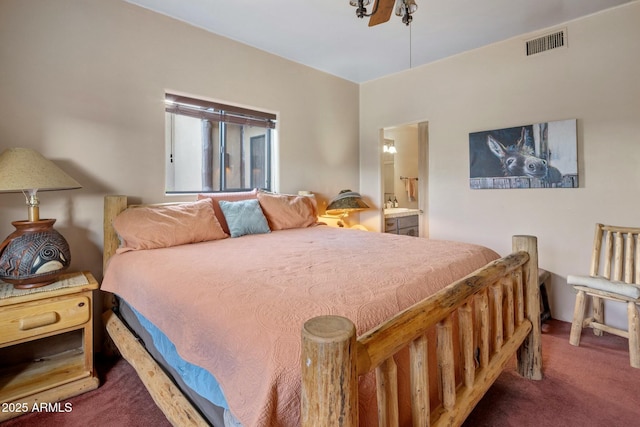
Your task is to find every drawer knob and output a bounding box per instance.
[19,312,59,330]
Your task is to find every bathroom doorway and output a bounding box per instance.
[381,121,429,237]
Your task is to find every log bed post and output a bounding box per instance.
[513,235,543,380]
[103,195,127,273]
[101,195,128,356]
[301,315,358,426]
[103,195,127,314]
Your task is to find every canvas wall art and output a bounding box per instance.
[469,119,578,189]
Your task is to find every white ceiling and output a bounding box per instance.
[125,0,633,83]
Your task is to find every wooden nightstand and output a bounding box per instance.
[0,271,100,421]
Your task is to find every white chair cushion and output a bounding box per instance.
[567,275,640,299]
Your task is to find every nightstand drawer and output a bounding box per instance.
[0,295,91,345]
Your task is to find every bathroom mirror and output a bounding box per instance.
[383,140,395,203]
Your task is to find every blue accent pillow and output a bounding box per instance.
[218,199,271,238]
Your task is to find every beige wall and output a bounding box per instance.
[360,2,640,326]
[0,0,359,280]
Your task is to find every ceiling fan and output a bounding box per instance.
[350,0,418,26]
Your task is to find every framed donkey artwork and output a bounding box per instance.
[469,119,578,189]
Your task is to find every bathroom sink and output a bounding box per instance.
[384,207,412,215]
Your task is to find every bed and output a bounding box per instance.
[100,192,542,427]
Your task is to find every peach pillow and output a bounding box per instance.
[113,198,227,252]
[197,189,258,234]
[257,192,318,230]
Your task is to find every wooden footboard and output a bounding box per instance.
[301,235,542,427]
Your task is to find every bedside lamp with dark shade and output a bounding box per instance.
[325,189,370,228]
[0,148,81,289]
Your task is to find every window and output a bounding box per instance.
[165,93,276,193]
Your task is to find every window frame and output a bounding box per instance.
[165,93,276,194]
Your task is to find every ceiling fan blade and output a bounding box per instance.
[368,0,395,26]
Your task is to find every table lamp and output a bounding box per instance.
[325,189,369,228]
[0,148,81,288]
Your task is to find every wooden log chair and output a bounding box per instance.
[567,224,640,368]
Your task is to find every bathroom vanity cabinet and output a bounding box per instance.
[384,214,419,237]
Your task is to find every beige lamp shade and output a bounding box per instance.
[0,148,81,193]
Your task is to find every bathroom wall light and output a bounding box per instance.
[383,141,397,154]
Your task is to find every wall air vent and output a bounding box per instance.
[525,29,566,56]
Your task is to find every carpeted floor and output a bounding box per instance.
[3,319,639,426]
[463,320,640,426]
[2,353,171,427]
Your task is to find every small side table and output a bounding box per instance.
[0,271,100,421]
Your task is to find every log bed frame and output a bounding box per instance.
[102,195,542,427]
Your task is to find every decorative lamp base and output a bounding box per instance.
[0,219,71,289]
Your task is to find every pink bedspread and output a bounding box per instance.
[102,226,499,426]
